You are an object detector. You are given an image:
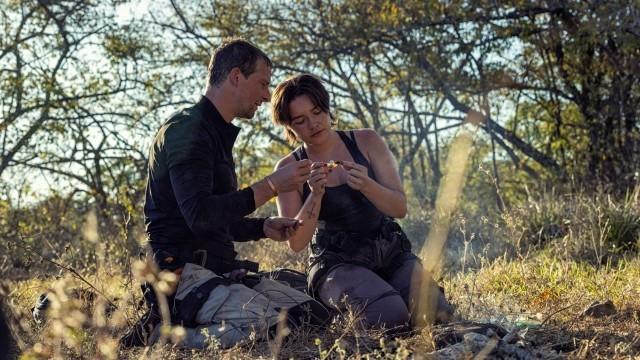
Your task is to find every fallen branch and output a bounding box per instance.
[15,233,119,311]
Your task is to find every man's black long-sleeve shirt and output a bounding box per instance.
[143,96,265,273]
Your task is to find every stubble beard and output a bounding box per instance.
[237,104,257,120]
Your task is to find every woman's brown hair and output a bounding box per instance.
[271,74,334,144]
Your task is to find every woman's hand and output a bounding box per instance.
[308,162,329,196]
[342,160,373,192]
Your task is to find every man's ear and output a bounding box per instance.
[228,67,242,87]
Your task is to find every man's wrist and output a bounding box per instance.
[259,217,268,238]
[250,179,274,203]
[266,176,278,196]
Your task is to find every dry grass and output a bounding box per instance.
[2,188,639,358]
[446,254,640,358]
[4,248,639,359]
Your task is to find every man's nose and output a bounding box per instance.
[262,88,271,102]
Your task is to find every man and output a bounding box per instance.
[144,39,311,277]
[124,38,323,348]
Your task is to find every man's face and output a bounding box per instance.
[236,59,271,119]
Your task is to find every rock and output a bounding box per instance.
[581,300,616,318]
[31,288,117,325]
[463,332,489,353]
[424,325,560,360]
[430,321,509,347]
[423,341,466,360]
[31,292,50,325]
[422,332,493,359]
[498,343,537,360]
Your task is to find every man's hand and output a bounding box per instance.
[264,217,303,241]
[269,159,312,193]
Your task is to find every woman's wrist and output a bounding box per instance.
[310,189,325,199]
[359,180,375,196]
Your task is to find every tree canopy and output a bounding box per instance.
[1,0,638,213]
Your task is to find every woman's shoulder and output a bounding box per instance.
[343,128,383,146]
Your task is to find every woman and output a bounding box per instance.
[271,74,453,330]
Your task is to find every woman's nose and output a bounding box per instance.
[309,114,321,129]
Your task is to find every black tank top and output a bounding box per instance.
[293,131,385,234]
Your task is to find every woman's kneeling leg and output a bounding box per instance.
[387,253,454,325]
[317,264,409,329]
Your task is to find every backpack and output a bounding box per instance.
[163,264,329,349]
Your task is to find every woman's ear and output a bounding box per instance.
[285,128,298,143]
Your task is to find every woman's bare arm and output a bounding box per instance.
[347,129,407,218]
[276,156,326,252]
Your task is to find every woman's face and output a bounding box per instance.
[287,95,331,145]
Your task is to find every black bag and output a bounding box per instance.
[375,217,412,270]
[171,277,233,327]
